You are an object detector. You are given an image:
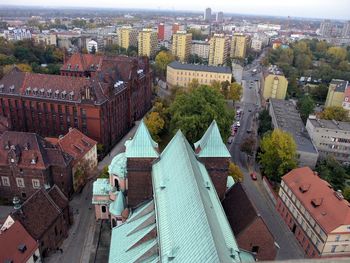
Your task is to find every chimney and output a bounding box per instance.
[13,196,21,210]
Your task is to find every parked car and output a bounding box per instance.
[250,172,257,180]
[236,121,241,127]
[227,137,234,144]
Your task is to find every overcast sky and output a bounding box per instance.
[1,0,349,20]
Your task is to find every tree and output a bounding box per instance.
[3,63,32,74]
[298,95,315,123]
[327,47,347,64]
[188,79,200,90]
[228,162,244,182]
[169,85,234,143]
[155,51,175,76]
[320,106,349,122]
[343,187,350,202]
[316,156,348,191]
[228,82,243,102]
[145,112,165,142]
[99,166,109,179]
[258,109,272,135]
[127,45,138,57]
[259,129,298,182]
[240,136,256,156]
[310,83,328,102]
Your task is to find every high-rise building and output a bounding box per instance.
[191,40,210,59]
[319,19,333,37]
[172,23,185,34]
[171,31,192,62]
[208,34,230,66]
[216,11,224,23]
[342,21,350,38]
[230,34,248,59]
[262,65,288,100]
[117,27,138,49]
[138,29,158,58]
[204,7,212,22]
[158,23,165,40]
[325,79,349,108]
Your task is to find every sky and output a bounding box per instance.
[0,0,349,20]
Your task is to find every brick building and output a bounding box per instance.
[277,167,350,258]
[0,131,73,201]
[223,183,277,261]
[4,185,72,258]
[0,53,153,151]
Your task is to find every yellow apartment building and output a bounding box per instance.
[208,34,230,66]
[262,65,288,100]
[138,29,158,58]
[117,27,138,49]
[167,61,232,87]
[171,31,192,62]
[230,34,248,59]
[325,79,349,107]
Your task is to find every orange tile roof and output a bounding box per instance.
[61,53,103,72]
[282,167,350,233]
[0,221,38,263]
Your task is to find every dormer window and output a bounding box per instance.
[33,87,38,96]
[61,90,67,99]
[54,90,59,99]
[47,89,52,97]
[69,91,74,100]
[75,64,79,70]
[25,87,31,95]
[67,63,71,70]
[0,84,4,92]
[40,88,45,96]
[9,85,15,93]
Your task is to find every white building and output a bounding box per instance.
[191,40,210,59]
[87,40,98,53]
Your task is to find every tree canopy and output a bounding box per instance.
[320,106,349,122]
[258,109,272,135]
[228,162,244,183]
[298,95,315,123]
[168,85,234,143]
[259,129,298,182]
[145,111,165,142]
[155,51,175,77]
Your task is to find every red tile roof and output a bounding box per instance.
[11,187,67,240]
[0,221,38,263]
[61,53,103,72]
[282,167,350,233]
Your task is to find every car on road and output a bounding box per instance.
[250,172,257,180]
[227,137,234,144]
[236,121,240,127]
[248,109,252,112]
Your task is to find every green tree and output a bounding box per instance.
[155,51,175,76]
[258,109,272,135]
[298,95,315,123]
[316,156,348,191]
[228,162,244,182]
[169,85,233,143]
[327,46,347,64]
[240,136,256,156]
[99,166,109,179]
[145,111,165,142]
[320,106,349,122]
[188,28,206,41]
[343,187,350,201]
[310,83,328,102]
[259,129,298,182]
[127,45,138,57]
[228,82,243,102]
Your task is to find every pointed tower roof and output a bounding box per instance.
[125,119,159,158]
[194,120,231,158]
[109,192,126,216]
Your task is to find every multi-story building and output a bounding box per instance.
[171,31,192,62]
[0,131,73,200]
[3,28,32,41]
[325,79,349,108]
[87,40,98,53]
[46,128,98,191]
[172,23,185,34]
[342,21,350,38]
[208,34,230,66]
[251,38,263,51]
[306,116,350,164]
[269,99,319,169]
[138,29,158,58]
[319,20,333,37]
[93,120,256,262]
[261,65,288,100]
[191,40,210,60]
[231,34,248,59]
[32,32,57,46]
[342,87,350,114]
[216,11,224,23]
[276,167,350,258]
[167,61,232,88]
[158,23,165,40]
[117,27,138,49]
[0,54,153,151]
[204,7,212,21]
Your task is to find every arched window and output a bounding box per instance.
[112,218,117,227]
[114,178,120,191]
[101,206,106,213]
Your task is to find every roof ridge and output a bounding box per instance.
[42,188,62,213]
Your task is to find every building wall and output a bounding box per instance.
[26,248,41,263]
[118,28,138,49]
[172,32,192,62]
[166,66,232,87]
[138,30,158,58]
[325,89,345,108]
[236,218,277,261]
[263,74,288,100]
[191,42,210,59]
[306,119,350,164]
[251,39,263,51]
[231,34,247,59]
[32,34,57,46]
[209,35,229,66]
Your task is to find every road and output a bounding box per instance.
[229,62,305,260]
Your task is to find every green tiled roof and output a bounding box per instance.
[93,178,112,196]
[109,201,158,263]
[109,192,126,216]
[109,153,127,179]
[125,119,159,158]
[152,130,241,262]
[227,176,235,189]
[194,120,231,158]
[239,251,256,262]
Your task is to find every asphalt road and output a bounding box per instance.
[229,65,305,260]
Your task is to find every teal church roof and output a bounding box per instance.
[109,192,126,216]
[125,119,159,158]
[92,178,112,196]
[152,130,241,262]
[227,176,235,189]
[194,120,231,158]
[109,153,127,179]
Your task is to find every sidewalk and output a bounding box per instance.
[97,121,141,171]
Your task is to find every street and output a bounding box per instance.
[229,63,305,260]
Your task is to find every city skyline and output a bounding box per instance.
[0,0,349,20]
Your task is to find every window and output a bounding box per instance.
[32,179,40,189]
[251,246,259,253]
[101,206,107,213]
[16,178,25,188]
[331,245,337,253]
[1,176,10,186]
[21,192,26,199]
[335,235,340,242]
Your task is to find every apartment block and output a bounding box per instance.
[138,29,158,58]
[276,167,350,258]
[325,80,349,108]
[191,40,210,59]
[208,34,230,66]
[269,99,319,169]
[171,31,192,62]
[306,117,350,164]
[117,27,138,49]
[230,34,248,59]
[167,61,232,88]
[262,65,288,100]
